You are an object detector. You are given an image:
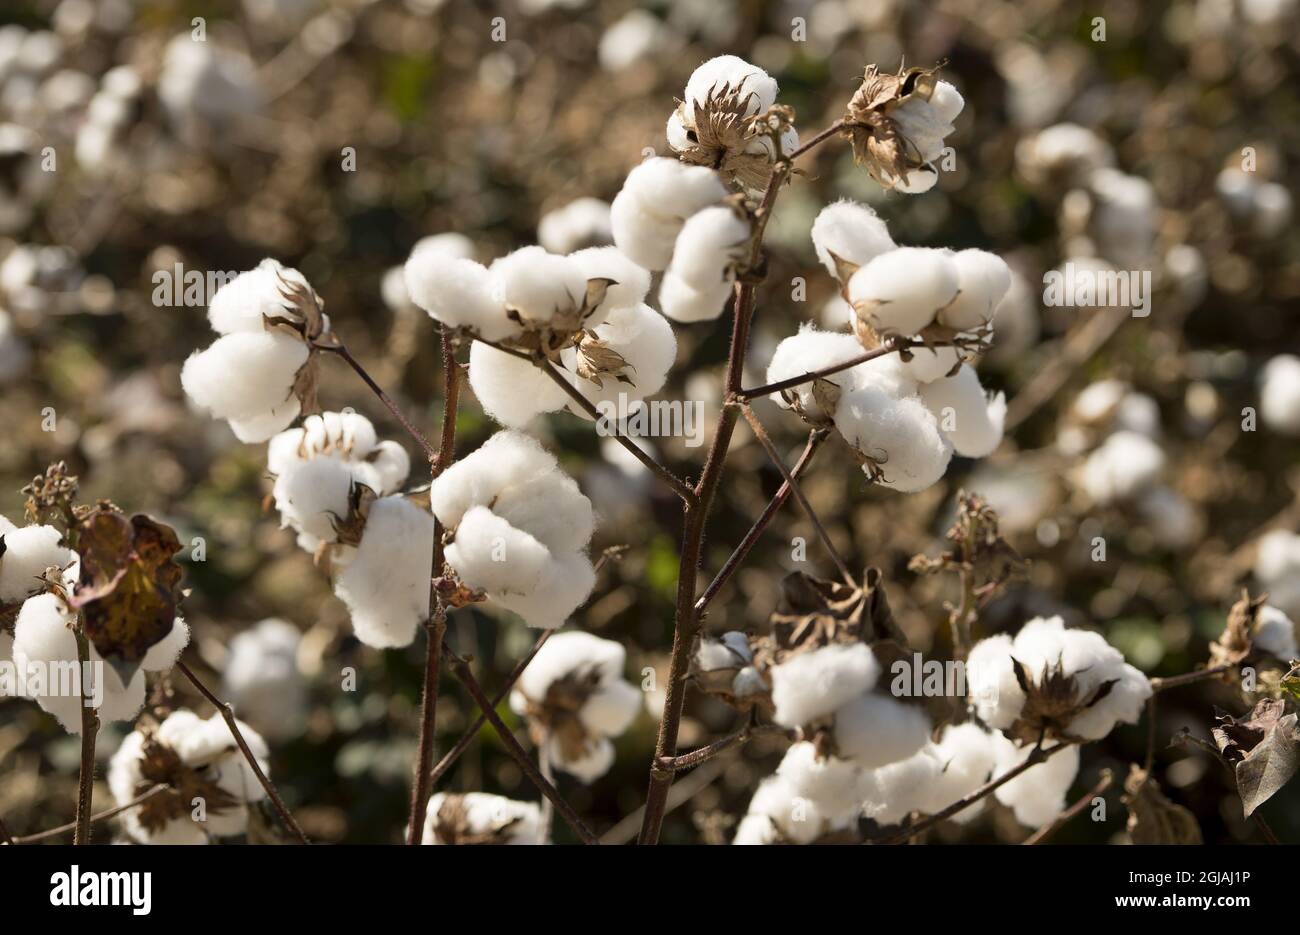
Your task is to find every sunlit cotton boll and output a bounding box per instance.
[180,323,307,443]
[658,272,735,324]
[560,302,677,416]
[733,774,829,845]
[467,341,571,428]
[489,246,594,329]
[765,325,871,414]
[220,619,307,742]
[667,206,750,292]
[939,249,1012,333]
[682,55,778,115]
[567,245,652,322]
[769,642,880,728]
[404,248,519,342]
[774,740,875,824]
[991,733,1081,829]
[332,496,435,649]
[1253,605,1298,661]
[422,792,544,845]
[919,365,1006,458]
[832,693,931,769]
[205,258,312,335]
[810,200,896,283]
[1260,354,1300,436]
[538,198,613,254]
[0,522,72,602]
[847,247,959,338]
[867,722,997,825]
[834,386,953,492]
[1078,430,1165,503]
[610,157,729,270]
[12,592,189,733]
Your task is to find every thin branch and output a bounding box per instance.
[10,785,168,845]
[1022,768,1113,845]
[407,326,459,845]
[1150,663,1235,692]
[736,339,914,400]
[656,728,751,773]
[73,629,99,845]
[472,337,698,505]
[317,340,437,461]
[441,644,599,844]
[788,118,848,160]
[176,659,310,844]
[871,741,1075,845]
[696,429,827,614]
[740,403,855,586]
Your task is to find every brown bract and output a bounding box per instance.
[673,84,789,191]
[521,667,603,764]
[843,64,941,190]
[265,273,331,418]
[429,794,525,845]
[134,733,240,835]
[1003,656,1117,745]
[1122,764,1202,844]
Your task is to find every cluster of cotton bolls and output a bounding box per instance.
[421,792,544,845]
[108,709,270,844]
[765,200,1008,492]
[1259,354,1300,436]
[158,33,263,146]
[404,236,677,427]
[508,631,641,782]
[1060,380,1201,549]
[431,432,597,631]
[181,258,325,443]
[1,514,190,730]
[220,618,308,742]
[1255,530,1300,623]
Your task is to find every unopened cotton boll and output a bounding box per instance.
[467,341,571,428]
[833,693,931,769]
[561,302,677,416]
[423,792,544,845]
[834,386,953,492]
[1253,605,1298,661]
[538,198,613,254]
[940,249,1012,332]
[810,200,896,282]
[920,365,1006,458]
[180,331,306,441]
[333,497,434,648]
[1260,355,1300,435]
[489,246,593,329]
[1079,430,1165,503]
[658,272,734,323]
[848,248,959,338]
[404,249,519,342]
[0,523,72,602]
[992,734,1081,829]
[770,643,880,727]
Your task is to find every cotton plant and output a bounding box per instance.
[508,630,641,782]
[431,431,597,630]
[421,792,545,845]
[108,709,271,844]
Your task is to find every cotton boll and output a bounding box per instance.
[846,353,918,399]
[580,678,642,736]
[568,246,651,317]
[834,386,953,492]
[1078,430,1165,503]
[920,365,1006,458]
[891,85,958,164]
[658,271,733,323]
[515,630,627,702]
[965,633,1022,730]
[918,723,997,819]
[538,198,613,254]
[562,303,677,417]
[732,811,780,845]
[1261,355,1300,435]
[141,617,190,672]
[355,440,412,496]
[770,643,880,728]
[610,189,682,270]
[985,270,1040,364]
[423,792,544,845]
[483,466,594,556]
[1064,658,1151,741]
[467,340,571,427]
[738,774,826,844]
[180,331,307,423]
[833,693,931,768]
[696,632,752,670]
[0,523,72,602]
[221,618,306,741]
[940,249,1011,332]
[489,246,592,329]
[490,549,595,629]
[620,157,730,223]
[549,734,616,782]
[205,259,311,335]
[847,248,959,338]
[898,345,961,384]
[272,456,357,551]
[430,430,563,529]
[1253,605,1298,661]
[226,397,301,443]
[764,325,866,412]
[810,201,897,282]
[333,497,434,648]
[775,741,872,822]
[159,34,262,139]
[992,734,1080,829]
[683,55,777,114]
[445,506,551,596]
[667,206,750,291]
[404,249,518,342]
[866,746,940,826]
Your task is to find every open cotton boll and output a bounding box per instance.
[765,326,867,412]
[489,550,596,630]
[847,248,959,338]
[467,340,571,428]
[621,158,731,224]
[107,731,206,846]
[444,506,551,596]
[658,271,733,323]
[735,774,827,845]
[891,82,960,164]
[404,249,518,342]
[847,353,918,399]
[965,633,1022,730]
[920,365,1006,458]
[992,734,1080,829]
[834,386,953,492]
[561,303,677,417]
[939,249,1011,332]
[833,693,931,768]
[683,55,778,114]
[775,741,873,821]
[547,733,616,783]
[667,206,750,291]
[272,456,360,551]
[770,642,880,728]
[206,259,311,335]
[221,618,306,742]
[1261,354,1300,435]
[579,678,642,736]
[898,345,961,384]
[431,430,564,529]
[423,792,544,845]
[1253,605,1298,661]
[487,470,594,556]
[810,200,897,282]
[515,631,628,703]
[333,497,434,649]
[180,331,306,422]
[568,246,651,317]
[1079,430,1165,503]
[1064,657,1152,741]
[917,723,997,819]
[610,188,683,271]
[538,197,613,254]
[0,523,71,602]
[696,632,753,670]
[489,246,593,329]
[865,746,939,826]
[880,167,939,194]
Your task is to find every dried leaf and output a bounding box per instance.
[1212,699,1299,817]
[1122,765,1202,844]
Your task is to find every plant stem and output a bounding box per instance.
[736,339,914,400]
[407,326,459,845]
[73,629,99,845]
[11,785,168,845]
[318,340,437,461]
[695,429,827,614]
[176,659,310,844]
[442,645,599,844]
[1150,663,1235,692]
[1022,769,1113,845]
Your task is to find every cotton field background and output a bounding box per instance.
[0,0,1297,849]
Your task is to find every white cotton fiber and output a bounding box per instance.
[562,302,677,416]
[467,340,571,428]
[0,523,71,602]
[579,678,642,736]
[667,206,750,291]
[333,496,434,649]
[489,246,590,328]
[423,792,544,845]
[273,456,356,551]
[683,55,778,114]
[1079,430,1165,503]
[430,430,561,528]
[548,733,616,783]
[920,365,1006,458]
[568,245,651,318]
[180,330,306,422]
[206,258,311,335]
[770,642,880,727]
[515,630,627,702]
[658,272,733,323]
[847,247,959,337]
[538,197,612,255]
[610,189,682,271]
[833,693,931,768]
[489,549,595,629]
[898,345,962,384]
[1261,354,1300,435]
[940,249,1011,332]
[919,723,997,818]
[810,200,896,281]
[488,469,594,555]
[764,326,866,412]
[992,733,1080,829]
[834,385,953,492]
[444,506,552,596]
[1254,605,1299,661]
[404,249,518,342]
[734,775,824,844]
[774,741,873,822]
[221,618,306,741]
[620,158,730,223]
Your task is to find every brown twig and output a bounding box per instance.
[736,339,916,400]
[317,340,437,461]
[1022,768,1113,845]
[73,629,99,845]
[442,645,599,844]
[1150,663,1235,692]
[10,785,168,845]
[176,659,310,844]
